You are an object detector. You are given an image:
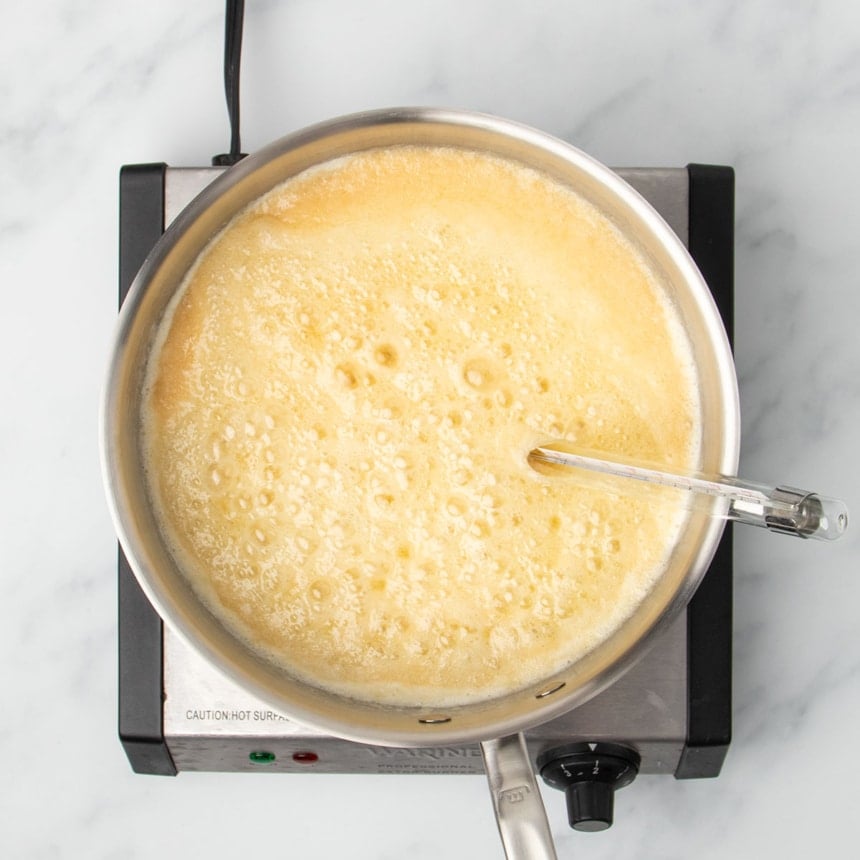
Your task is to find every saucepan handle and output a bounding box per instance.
[480,733,558,860]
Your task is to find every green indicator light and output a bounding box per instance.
[249,750,276,765]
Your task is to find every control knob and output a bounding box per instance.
[537,742,640,832]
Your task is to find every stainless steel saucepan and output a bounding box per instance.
[102,108,742,858]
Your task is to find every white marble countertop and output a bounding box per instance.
[3,1,859,857]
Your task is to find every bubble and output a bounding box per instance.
[481,493,502,511]
[373,493,395,510]
[335,364,358,390]
[469,521,489,538]
[308,580,331,602]
[373,344,398,367]
[465,369,486,388]
[254,528,268,545]
[258,491,273,507]
[244,421,256,437]
[237,561,261,581]
[445,496,467,517]
[452,469,472,486]
[409,563,426,583]
[209,467,222,486]
[495,389,512,408]
[381,399,404,420]
[224,424,236,441]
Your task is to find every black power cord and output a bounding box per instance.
[213,0,248,166]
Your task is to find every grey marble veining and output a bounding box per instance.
[2,1,858,857]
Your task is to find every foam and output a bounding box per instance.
[141,145,700,707]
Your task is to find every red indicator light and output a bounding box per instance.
[292,751,319,764]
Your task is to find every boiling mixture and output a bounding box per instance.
[142,146,700,706]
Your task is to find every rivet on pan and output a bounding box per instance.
[418,715,452,725]
[536,681,566,699]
